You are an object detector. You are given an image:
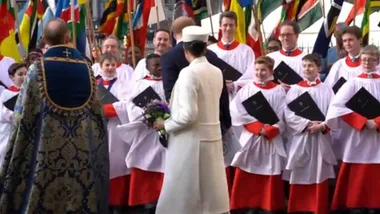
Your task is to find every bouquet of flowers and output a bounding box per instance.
[142,99,171,148]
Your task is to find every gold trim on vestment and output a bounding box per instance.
[37,54,97,116]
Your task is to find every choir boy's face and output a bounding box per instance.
[279,25,298,51]
[153,31,170,54]
[302,60,320,81]
[147,58,161,77]
[361,54,378,73]
[342,33,361,55]
[101,59,117,78]
[102,38,120,56]
[10,67,27,88]
[255,63,272,82]
[220,17,236,39]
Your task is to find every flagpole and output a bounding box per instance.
[85,1,95,61]
[253,4,264,56]
[155,0,160,28]
[70,0,77,47]
[353,0,356,25]
[12,0,25,58]
[206,0,215,37]
[127,0,136,68]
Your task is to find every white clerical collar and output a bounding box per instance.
[176,39,183,44]
[348,53,361,60]
[282,47,298,52]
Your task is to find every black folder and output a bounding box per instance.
[332,77,347,94]
[273,61,303,85]
[220,60,242,81]
[98,84,119,104]
[288,92,325,121]
[132,86,162,108]
[242,91,279,125]
[3,94,18,111]
[345,87,380,119]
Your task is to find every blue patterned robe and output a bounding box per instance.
[0,45,109,213]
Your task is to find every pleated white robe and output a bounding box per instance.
[0,88,18,166]
[284,81,337,184]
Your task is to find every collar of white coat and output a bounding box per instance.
[221,38,234,45]
[190,56,207,65]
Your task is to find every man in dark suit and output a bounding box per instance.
[161,17,231,135]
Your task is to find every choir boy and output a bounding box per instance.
[118,53,166,213]
[208,11,255,94]
[0,63,27,166]
[97,53,131,214]
[326,45,380,212]
[325,26,363,89]
[229,56,287,213]
[285,54,337,214]
[92,35,134,82]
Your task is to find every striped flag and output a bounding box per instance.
[312,0,344,58]
[361,0,370,46]
[0,0,21,61]
[98,0,124,35]
[296,0,322,32]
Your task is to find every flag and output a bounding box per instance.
[246,6,263,57]
[113,0,129,39]
[37,7,55,39]
[124,0,153,56]
[312,0,344,58]
[173,0,194,20]
[192,0,208,23]
[0,0,21,61]
[56,0,87,54]
[99,0,124,35]
[19,0,39,53]
[345,0,366,25]
[296,0,322,31]
[257,0,282,22]
[229,0,252,43]
[361,0,370,46]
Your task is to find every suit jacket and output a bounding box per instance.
[161,41,232,134]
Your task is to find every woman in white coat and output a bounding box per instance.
[153,25,230,214]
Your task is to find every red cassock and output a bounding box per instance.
[128,168,164,206]
[230,120,285,212]
[288,181,329,214]
[109,175,131,206]
[331,112,380,211]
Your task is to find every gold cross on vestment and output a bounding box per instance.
[63,49,71,58]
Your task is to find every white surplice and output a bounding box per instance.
[284,81,337,184]
[324,57,362,88]
[131,59,149,83]
[92,63,134,83]
[229,82,287,175]
[102,78,131,179]
[324,57,363,159]
[156,57,229,214]
[0,88,18,166]
[117,78,166,173]
[325,75,380,163]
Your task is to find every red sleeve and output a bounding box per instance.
[322,125,330,135]
[263,126,280,140]
[103,104,118,118]
[341,112,367,131]
[244,121,264,136]
[375,117,380,133]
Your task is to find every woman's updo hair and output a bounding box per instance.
[183,40,207,58]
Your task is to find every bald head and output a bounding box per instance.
[43,18,69,46]
[171,17,196,35]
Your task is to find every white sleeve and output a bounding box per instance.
[165,70,199,133]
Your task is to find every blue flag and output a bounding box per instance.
[312,0,344,58]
